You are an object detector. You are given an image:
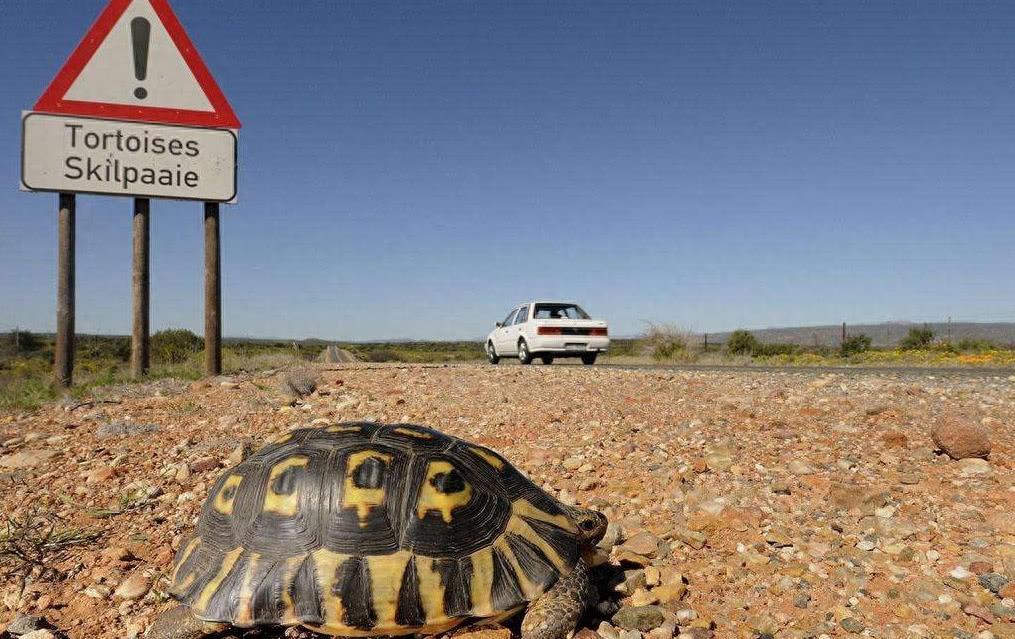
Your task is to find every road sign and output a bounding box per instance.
[22,112,237,202]
[34,0,240,129]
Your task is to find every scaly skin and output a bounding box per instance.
[520,557,595,639]
[146,605,227,639]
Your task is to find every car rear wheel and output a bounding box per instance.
[486,341,500,364]
[518,340,533,365]
[581,353,597,365]
[540,356,553,365]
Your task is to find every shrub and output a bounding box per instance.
[364,349,398,363]
[899,326,934,350]
[840,333,872,357]
[754,342,801,357]
[726,330,759,356]
[151,329,203,364]
[956,338,995,353]
[643,324,690,361]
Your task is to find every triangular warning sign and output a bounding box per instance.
[34,0,240,129]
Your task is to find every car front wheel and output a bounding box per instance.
[517,340,533,365]
[581,353,598,365]
[486,341,500,364]
[540,356,553,365]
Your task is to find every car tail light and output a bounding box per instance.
[538,327,562,336]
[590,328,608,336]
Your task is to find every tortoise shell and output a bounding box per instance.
[168,422,581,636]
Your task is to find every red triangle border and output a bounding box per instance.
[34,0,241,129]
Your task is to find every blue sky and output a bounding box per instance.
[2,1,1014,340]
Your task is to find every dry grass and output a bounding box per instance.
[0,508,100,593]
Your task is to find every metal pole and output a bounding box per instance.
[204,203,222,376]
[131,198,150,378]
[55,193,75,387]
[841,322,846,345]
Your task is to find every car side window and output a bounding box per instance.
[514,305,529,324]
[502,309,517,326]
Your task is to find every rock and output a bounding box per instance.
[840,617,865,633]
[86,466,118,484]
[882,431,908,448]
[621,532,662,557]
[613,606,666,632]
[704,445,732,472]
[981,574,1010,595]
[96,422,159,437]
[20,631,57,639]
[675,528,707,550]
[932,417,991,460]
[598,622,621,639]
[113,573,151,601]
[6,614,46,635]
[191,457,221,473]
[0,449,55,469]
[227,441,254,465]
[787,460,815,475]
[959,458,992,477]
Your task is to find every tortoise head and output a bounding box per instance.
[566,505,608,547]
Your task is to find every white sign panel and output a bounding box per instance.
[21,112,237,203]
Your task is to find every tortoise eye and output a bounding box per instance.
[579,520,596,531]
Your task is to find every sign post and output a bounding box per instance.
[204,203,221,376]
[131,198,150,379]
[55,194,76,388]
[22,0,240,385]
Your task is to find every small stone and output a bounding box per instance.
[227,441,254,465]
[770,481,791,495]
[175,463,191,483]
[653,583,686,604]
[793,593,811,609]
[191,457,221,473]
[6,614,45,635]
[97,422,159,438]
[840,617,865,633]
[631,588,659,606]
[959,458,992,476]
[20,631,56,639]
[613,606,666,631]
[932,416,991,460]
[598,622,621,639]
[0,450,55,469]
[86,466,118,484]
[788,460,815,475]
[622,532,662,557]
[114,573,151,601]
[981,574,1010,595]
[953,566,976,580]
[675,528,707,550]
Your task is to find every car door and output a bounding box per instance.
[495,308,518,352]
[509,304,530,353]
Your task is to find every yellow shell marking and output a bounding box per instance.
[262,456,309,516]
[233,551,260,627]
[494,537,540,599]
[365,551,414,629]
[279,555,306,625]
[171,537,201,583]
[468,546,496,616]
[342,450,393,525]
[394,427,432,439]
[312,548,350,628]
[213,474,244,515]
[194,546,244,613]
[511,498,578,534]
[507,515,569,571]
[469,446,505,470]
[326,424,361,433]
[271,431,293,444]
[416,460,473,523]
[415,556,449,627]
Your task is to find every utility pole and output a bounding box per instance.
[131,198,150,379]
[204,203,222,377]
[947,316,952,342]
[841,322,847,346]
[703,333,708,352]
[55,193,75,388]
[13,327,18,354]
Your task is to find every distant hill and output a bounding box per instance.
[710,322,1015,348]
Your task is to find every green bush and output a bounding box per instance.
[956,338,995,352]
[643,324,689,361]
[899,326,934,350]
[726,330,759,356]
[151,329,203,364]
[840,333,872,357]
[754,342,801,357]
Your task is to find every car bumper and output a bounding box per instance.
[528,336,610,354]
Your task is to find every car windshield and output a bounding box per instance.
[533,303,590,320]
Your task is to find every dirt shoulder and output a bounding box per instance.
[0,365,1012,638]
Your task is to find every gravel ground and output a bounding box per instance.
[0,365,1013,639]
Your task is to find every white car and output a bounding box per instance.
[485,301,609,365]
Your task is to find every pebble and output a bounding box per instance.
[932,416,991,460]
[613,606,666,631]
[5,615,45,635]
[113,573,151,601]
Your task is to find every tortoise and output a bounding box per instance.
[148,422,608,639]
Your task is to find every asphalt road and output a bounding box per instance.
[599,363,1015,378]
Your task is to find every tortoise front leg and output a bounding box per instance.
[520,558,595,639]
[146,605,228,639]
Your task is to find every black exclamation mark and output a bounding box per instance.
[131,17,151,100]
